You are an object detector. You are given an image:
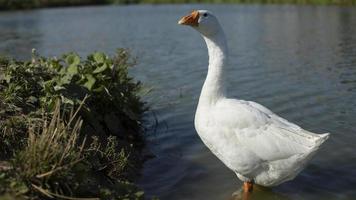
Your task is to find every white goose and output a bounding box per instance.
[178,10,329,193]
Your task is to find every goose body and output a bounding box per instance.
[178,10,329,187]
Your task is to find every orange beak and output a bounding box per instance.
[178,10,199,27]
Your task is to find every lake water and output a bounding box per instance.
[1,4,356,200]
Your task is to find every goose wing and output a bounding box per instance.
[214,99,329,162]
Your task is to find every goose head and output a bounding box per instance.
[178,10,222,37]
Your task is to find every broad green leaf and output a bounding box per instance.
[92,85,105,92]
[84,74,96,90]
[67,64,78,75]
[93,63,108,74]
[60,74,73,85]
[135,191,144,197]
[65,54,80,66]
[93,52,106,63]
[65,54,80,75]
[49,59,60,70]
[54,85,65,91]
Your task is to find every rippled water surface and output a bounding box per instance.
[1,4,356,200]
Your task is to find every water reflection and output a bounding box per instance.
[230,187,291,200]
[335,8,356,92]
[276,163,356,199]
[228,163,353,200]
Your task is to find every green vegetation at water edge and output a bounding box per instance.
[0,0,355,9]
[0,49,148,199]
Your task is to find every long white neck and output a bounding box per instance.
[198,28,228,106]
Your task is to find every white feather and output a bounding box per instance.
[186,10,329,186]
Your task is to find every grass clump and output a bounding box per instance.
[0,50,147,199]
[1,101,143,199]
[14,100,85,181]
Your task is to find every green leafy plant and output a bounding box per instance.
[0,48,145,138]
[0,50,148,199]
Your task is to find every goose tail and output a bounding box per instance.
[315,132,330,146]
[304,131,329,154]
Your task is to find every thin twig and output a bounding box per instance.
[36,158,84,178]
[67,95,89,127]
[31,184,99,200]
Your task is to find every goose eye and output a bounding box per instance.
[203,13,208,17]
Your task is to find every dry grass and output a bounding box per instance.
[0,99,143,199]
[14,100,86,180]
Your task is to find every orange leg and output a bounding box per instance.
[242,181,253,200]
[243,181,253,193]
